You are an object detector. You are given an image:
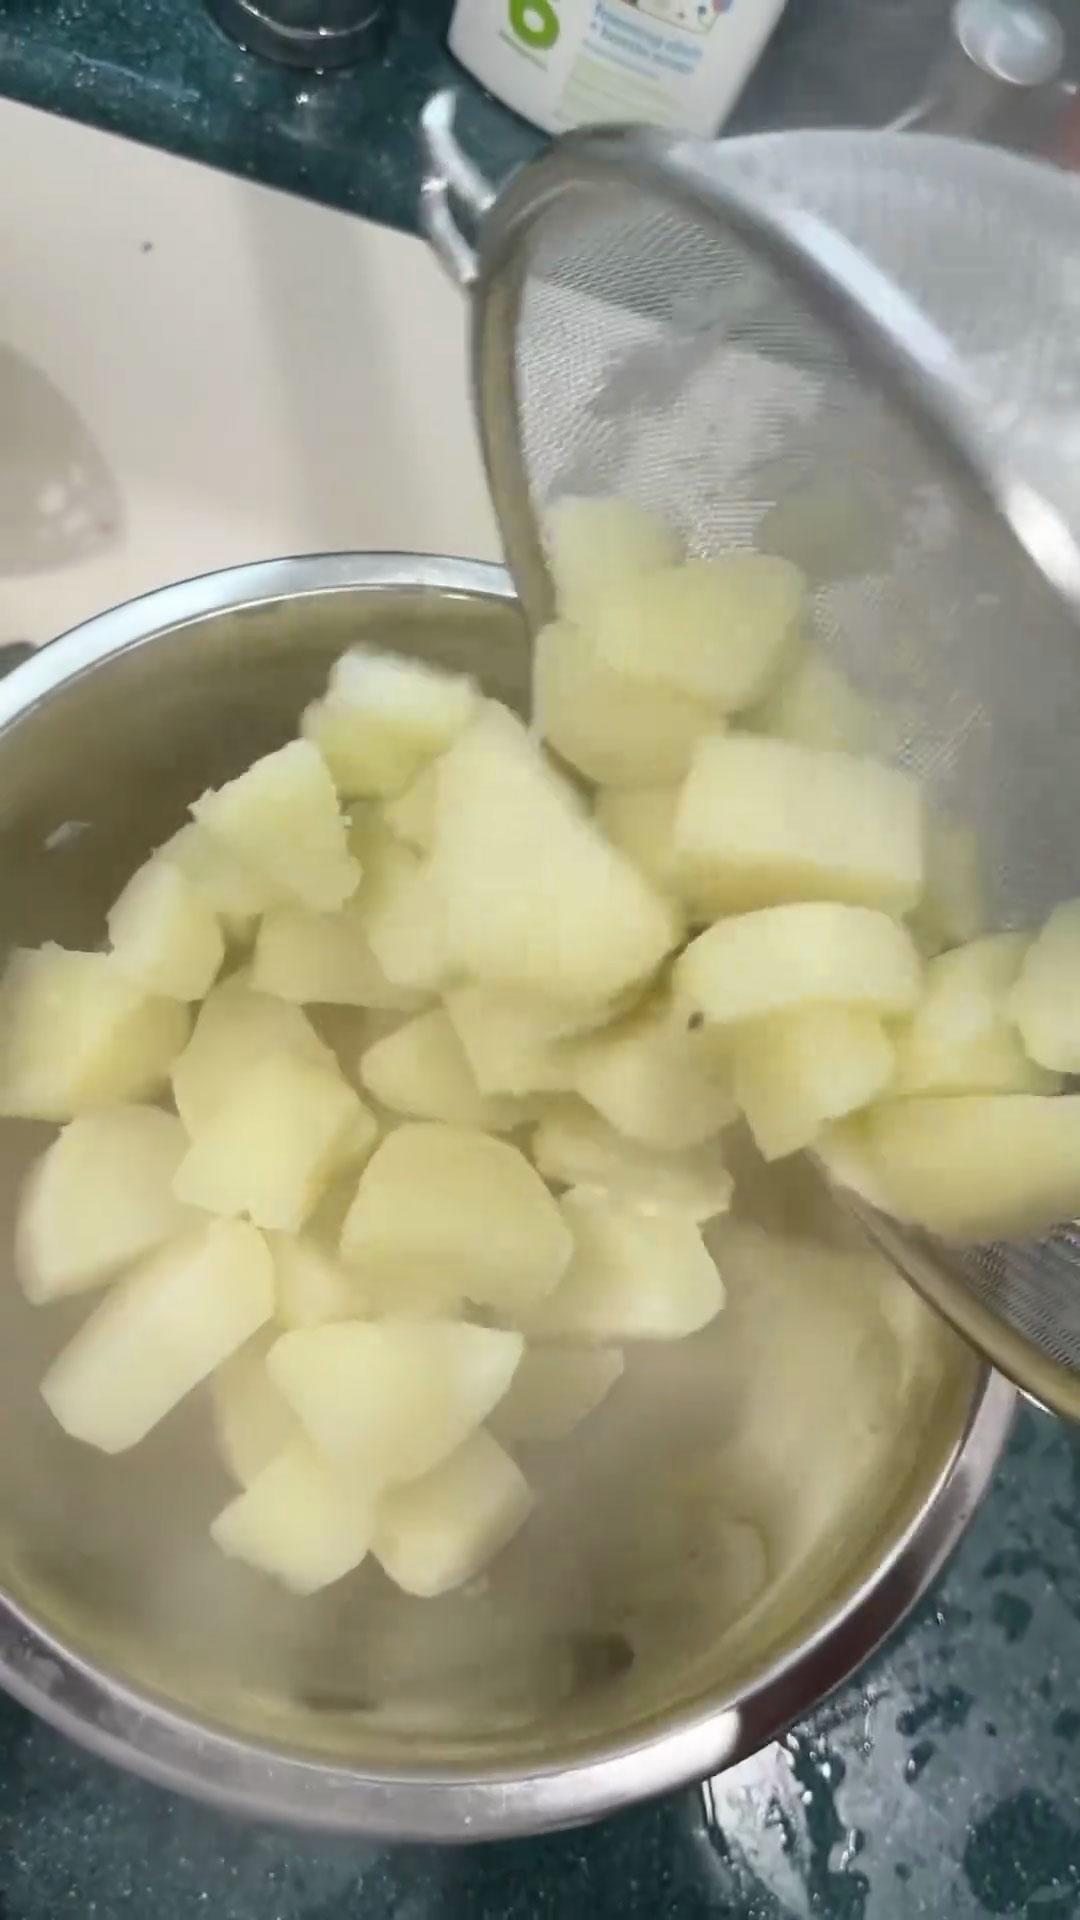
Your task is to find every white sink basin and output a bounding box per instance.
[0,98,499,650]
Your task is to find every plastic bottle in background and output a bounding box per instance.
[448,0,788,138]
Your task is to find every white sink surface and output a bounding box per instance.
[0,98,499,649]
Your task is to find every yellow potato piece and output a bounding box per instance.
[491,1346,624,1443]
[267,1319,524,1482]
[170,973,335,1133]
[866,1095,1080,1240]
[534,618,723,787]
[911,815,986,954]
[158,821,281,937]
[251,903,423,1012]
[382,761,439,851]
[893,932,1058,1096]
[359,1007,528,1131]
[517,1189,724,1342]
[733,1006,895,1161]
[340,1123,572,1312]
[594,785,682,898]
[530,1098,733,1223]
[746,646,879,754]
[1009,899,1080,1073]
[443,986,581,1099]
[675,904,922,1033]
[544,495,681,631]
[211,1440,376,1594]
[193,739,359,913]
[107,857,225,1001]
[211,1336,298,1486]
[373,1428,533,1598]
[0,946,190,1122]
[432,704,679,1009]
[571,991,737,1151]
[42,1220,274,1453]
[594,553,803,713]
[16,1106,195,1302]
[302,648,477,799]
[270,1233,364,1328]
[174,1050,374,1232]
[675,733,924,917]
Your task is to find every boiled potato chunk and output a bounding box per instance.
[107,857,224,1001]
[531,1099,733,1223]
[302,648,477,799]
[814,1114,896,1216]
[443,986,579,1099]
[374,1428,532,1597]
[359,1008,527,1131]
[211,1337,298,1485]
[491,1345,624,1442]
[893,932,1058,1096]
[594,786,682,898]
[170,973,335,1133]
[158,821,281,937]
[433,705,678,1008]
[174,1051,374,1231]
[17,1106,195,1302]
[912,815,986,953]
[519,1190,723,1341]
[1009,900,1080,1073]
[211,1440,376,1594]
[864,1096,1080,1241]
[267,1319,524,1481]
[42,1220,273,1452]
[747,646,878,754]
[675,733,923,917]
[271,1233,364,1328]
[359,849,448,998]
[0,946,190,1121]
[534,618,723,787]
[340,1123,571,1312]
[383,761,439,851]
[193,740,360,913]
[251,904,422,1012]
[732,1006,895,1161]
[594,554,803,713]
[675,905,922,1033]
[544,495,682,630]
[571,991,737,1151]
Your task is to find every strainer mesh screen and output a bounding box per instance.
[491,132,1080,1397]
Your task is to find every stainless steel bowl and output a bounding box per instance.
[0,553,1013,1839]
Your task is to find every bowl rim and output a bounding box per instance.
[0,553,1017,1840]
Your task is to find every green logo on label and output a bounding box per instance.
[509,0,559,50]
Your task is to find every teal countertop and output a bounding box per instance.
[3,2,1080,1916]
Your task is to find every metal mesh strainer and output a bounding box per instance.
[421,98,1080,1419]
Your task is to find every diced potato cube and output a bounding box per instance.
[251,904,422,1011]
[192,740,360,913]
[863,1095,1080,1241]
[675,905,922,1033]
[815,1114,895,1215]
[534,619,723,787]
[675,733,923,917]
[373,1428,532,1597]
[544,496,682,630]
[174,1051,374,1231]
[746,646,878,754]
[383,762,439,851]
[443,986,580,1098]
[211,1440,376,1594]
[1009,900,1080,1073]
[433,705,679,1008]
[16,1106,195,1302]
[594,554,803,713]
[267,1319,524,1481]
[911,815,986,953]
[158,821,282,937]
[491,1346,624,1442]
[571,992,737,1151]
[732,1006,895,1161]
[594,786,682,898]
[270,1233,364,1328]
[42,1220,274,1452]
[302,649,477,799]
[359,1008,528,1131]
[211,1337,298,1485]
[107,857,224,1000]
[359,846,449,997]
[894,932,1058,1096]
[340,1123,571,1312]
[531,1098,733,1223]
[0,946,190,1122]
[517,1190,723,1342]
[170,973,335,1133]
